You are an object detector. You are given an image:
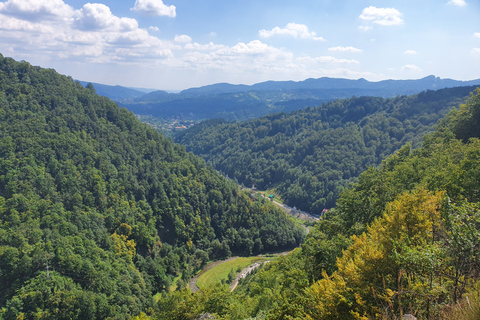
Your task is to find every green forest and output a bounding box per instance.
[152,89,480,320]
[0,55,304,319]
[175,86,475,214]
[2,53,480,320]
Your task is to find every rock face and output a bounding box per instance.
[403,314,417,320]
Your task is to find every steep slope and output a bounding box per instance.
[153,89,480,320]
[0,55,304,319]
[175,86,478,214]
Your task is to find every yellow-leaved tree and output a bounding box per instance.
[303,187,445,319]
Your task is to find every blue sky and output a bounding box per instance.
[0,0,479,90]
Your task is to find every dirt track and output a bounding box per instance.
[229,260,271,292]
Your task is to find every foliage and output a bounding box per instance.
[152,88,480,320]
[0,54,304,318]
[175,87,476,213]
[3,53,480,319]
[441,281,480,320]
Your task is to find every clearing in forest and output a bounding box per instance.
[196,256,273,290]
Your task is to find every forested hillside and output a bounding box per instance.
[118,76,480,121]
[152,89,480,320]
[175,86,477,214]
[0,55,304,319]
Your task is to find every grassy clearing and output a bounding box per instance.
[262,188,284,204]
[196,256,273,289]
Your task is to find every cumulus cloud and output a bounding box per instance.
[0,0,74,22]
[184,42,225,51]
[174,34,192,43]
[0,0,176,64]
[401,64,422,72]
[259,23,325,41]
[474,33,480,39]
[178,40,295,74]
[472,48,480,54]
[131,0,176,17]
[223,40,292,57]
[328,46,362,53]
[447,0,467,7]
[0,15,54,33]
[359,6,403,26]
[404,50,417,55]
[74,3,138,31]
[0,0,378,86]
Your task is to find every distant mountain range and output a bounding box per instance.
[81,76,480,121]
[76,80,156,100]
[179,76,480,95]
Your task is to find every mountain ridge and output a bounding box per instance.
[109,75,480,121]
[176,75,480,95]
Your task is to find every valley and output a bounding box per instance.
[1,54,480,320]
[175,86,477,214]
[1,0,479,318]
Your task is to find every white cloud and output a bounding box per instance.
[474,33,480,39]
[226,40,292,56]
[259,23,325,41]
[472,48,480,54]
[404,50,417,55]
[131,0,176,17]
[177,40,295,74]
[0,0,383,86]
[184,42,225,51]
[447,0,467,7]
[359,6,403,26]
[0,0,74,22]
[0,0,177,64]
[0,14,55,32]
[175,34,192,43]
[74,3,138,31]
[401,64,422,72]
[328,46,362,53]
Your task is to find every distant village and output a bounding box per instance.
[136,114,199,136]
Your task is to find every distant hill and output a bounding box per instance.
[181,75,480,95]
[116,76,480,121]
[175,85,479,214]
[77,80,151,101]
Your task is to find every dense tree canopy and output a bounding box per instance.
[175,86,475,214]
[150,89,480,320]
[0,55,304,319]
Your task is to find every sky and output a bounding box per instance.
[0,0,479,90]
